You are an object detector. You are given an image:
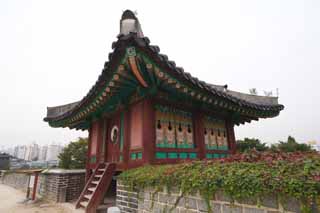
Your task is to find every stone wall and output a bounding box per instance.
[38,169,86,202]
[1,169,85,203]
[1,172,30,191]
[116,181,313,213]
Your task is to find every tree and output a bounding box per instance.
[236,138,269,153]
[58,137,88,169]
[271,136,312,152]
[249,88,258,95]
[263,90,273,97]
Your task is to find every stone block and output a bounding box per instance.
[215,191,233,203]
[180,209,198,213]
[210,203,221,213]
[151,203,163,213]
[128,202,138,209]
[282,197,301,213]
[244,207,265,213]
[177,197,185,207]
[158,193,168,203]
[222,204,242,213]
[168,195,178,205]
[185,197,197,210]
[122,206,137,213]
[237,197,257,206]
[261,196,278,209]
[144,200,152,210]
[197,199,208,211]
[138,199,144,210]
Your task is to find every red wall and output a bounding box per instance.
[129,102,143,149]
[90,121,100,155]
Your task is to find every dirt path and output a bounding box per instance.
[0,184,84,213]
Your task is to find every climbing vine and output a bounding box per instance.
[119,151,320,212]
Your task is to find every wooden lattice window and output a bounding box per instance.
[155,105,194,149]
[204,117,228,150]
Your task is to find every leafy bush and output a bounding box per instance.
[271,136,312,152]
[58,137,88,169]
[236,138,269,152]
[236,136,313,153]
[119,151,320,212]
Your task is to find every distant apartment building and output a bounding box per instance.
[16,145,27,160]
[39,145,48,161]
[46,144,63,161]
[24,143,40,161]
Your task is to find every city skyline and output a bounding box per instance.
[1,142,64,162]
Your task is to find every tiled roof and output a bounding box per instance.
[45,33,284,123]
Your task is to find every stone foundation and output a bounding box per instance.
[37,169,85,202]
[116,181,313,213]
[1,169,85,202]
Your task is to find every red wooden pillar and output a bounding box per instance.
[97,119,104,163]
[142,99,155,164]
[193,112,205,159]
[32,172,39,200]
[123,110,131,169]
[85,127,92,183]
[226,120,236,154]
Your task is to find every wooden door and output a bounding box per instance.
[107,115,120,163]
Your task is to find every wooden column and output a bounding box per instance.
[103,117,109,163]
[123,110,131,169]
[85,127,92,183]
[193,112,205,159]
[226,120,236,154]
[98,119,105,163]
[142,99,155,164]
[32,172,39,200]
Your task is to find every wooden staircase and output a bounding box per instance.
[76,163,116,213]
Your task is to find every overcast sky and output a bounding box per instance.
[0,0,319,148]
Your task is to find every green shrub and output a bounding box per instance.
[119,151,320,212]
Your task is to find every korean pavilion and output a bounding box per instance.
[43,10,284,212]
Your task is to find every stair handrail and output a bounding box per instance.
[75,163,102,209]
[86,163,116,213]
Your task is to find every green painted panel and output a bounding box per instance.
[120,112,124,151]
[131,153,137,160]
[168,152,178,159]
[177,143,194,149]
[156,138,177,148]
[206,153,213,159]
[90,155,96,163]
[213,153,220,158]
[206,145,218,150]
[155,152,167,159]
[189,153,197,159]
[137,152,142,159]
[218,146,228,151]
[179,153,188,159]
[119,155,123,162]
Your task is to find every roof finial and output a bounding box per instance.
[120,10,144,37]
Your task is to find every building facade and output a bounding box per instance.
[39,145,48,161]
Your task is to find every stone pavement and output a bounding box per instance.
[0,183,84,213]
